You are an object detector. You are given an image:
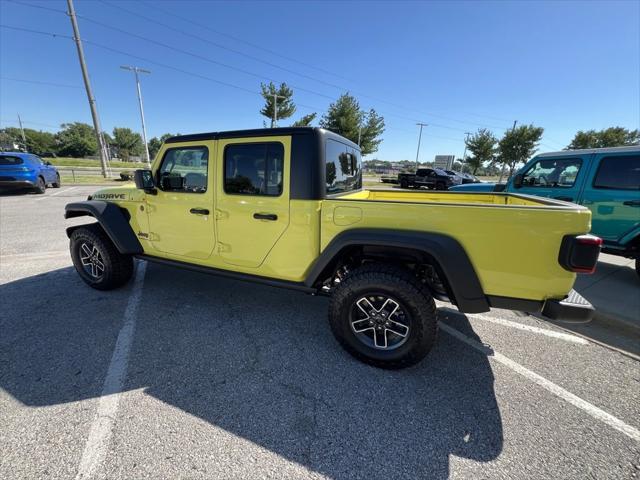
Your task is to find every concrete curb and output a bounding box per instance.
[592,310,640,336]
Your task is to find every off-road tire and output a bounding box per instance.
[34,176,46,194]
[400,178,409,189]
[70,224,134,290]
[436,181,446,191]
[52,173,61,188]
[329,263,438,369]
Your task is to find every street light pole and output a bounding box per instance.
[17,113,27,149]
[67,0,109,178]
[415,122,428,172]
[461,131,472,171]
[120,65,151,167]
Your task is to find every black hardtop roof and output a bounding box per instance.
[164,127,360,150]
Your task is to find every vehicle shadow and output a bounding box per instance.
[1,262,503,479]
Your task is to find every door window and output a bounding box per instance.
[157,146,208,193]
[593,155,640,190]
[521,158,582,188]
[224,142,284,196]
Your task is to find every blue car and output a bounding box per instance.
[0,152,61,194]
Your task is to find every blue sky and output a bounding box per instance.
[1,0,638,161]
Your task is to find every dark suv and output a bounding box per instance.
[398,168,461,190]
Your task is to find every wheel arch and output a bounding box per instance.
[305,228,490,314]
[65,200,143,255]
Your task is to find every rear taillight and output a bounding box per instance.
[559,234,602,274]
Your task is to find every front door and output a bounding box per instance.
[215,136,290,268]
[582,152,640,244]
[145,142,215,259]
[517,155,587,203]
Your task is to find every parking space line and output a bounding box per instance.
[469,312,589,345]
[439,322,640,442]
[1,250,68,260]
[35,186,77,200]
[75,261,147,480]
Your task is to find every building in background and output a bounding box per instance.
[434,155,455,170]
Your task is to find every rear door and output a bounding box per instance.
[31,155,56,183]
[517,155,588,202]
[215,136,290,268]
[582,152,640,244]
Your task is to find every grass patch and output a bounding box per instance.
[60,174,129,185]
[46,157,138,169]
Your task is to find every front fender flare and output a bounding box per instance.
[305,228,489,314]
[65,200,143,255]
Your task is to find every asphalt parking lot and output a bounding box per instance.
[1,185,639,479]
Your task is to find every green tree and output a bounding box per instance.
[260,82,296,127]
[0,128,24,151]
[55,122,98,157]
[464,128,497,175]
[112,127,143,161]
[148,133,177,160]
[567,127,640,149]
[497,124,544,176]
[291,113,317,127]
[320,93,385,156]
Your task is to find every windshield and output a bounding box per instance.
[325,138,362,195]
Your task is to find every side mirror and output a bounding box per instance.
[45,161,52,166]
[134,169,156,193]
[513,174,524,188]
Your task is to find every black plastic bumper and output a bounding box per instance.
[0,180,35,188]
[541,289,594,323]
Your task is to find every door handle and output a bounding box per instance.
[253,213,278,221]
[190,208,210,215]
[623,200,640,207]
[553,196,573,202]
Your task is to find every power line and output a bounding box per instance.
[0,23,482,151]
[0,119,60,128]
[130,1,512,130]
[0,76,82,89]
[0,24,72,40]
[6,0,511,132]
[139,0,357,84]
[96,0,510,131]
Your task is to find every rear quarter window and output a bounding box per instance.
[325,139,362,195]
[593,155,640,190]
[0,155,24,165]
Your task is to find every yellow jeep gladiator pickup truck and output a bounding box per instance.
[65,127,601,368]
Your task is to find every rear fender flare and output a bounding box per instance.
[64,200,143,254]
[305,228,489,314]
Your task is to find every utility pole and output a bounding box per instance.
[498,120,518,183]
[17,114,27,150]
[461,131,472,171]
[66,0,109,178]
[120,65,152,167]
[271,94,287,128]
[415,122,428,172]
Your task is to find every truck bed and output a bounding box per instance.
[341,189,572,207]
[321,189,592,302]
